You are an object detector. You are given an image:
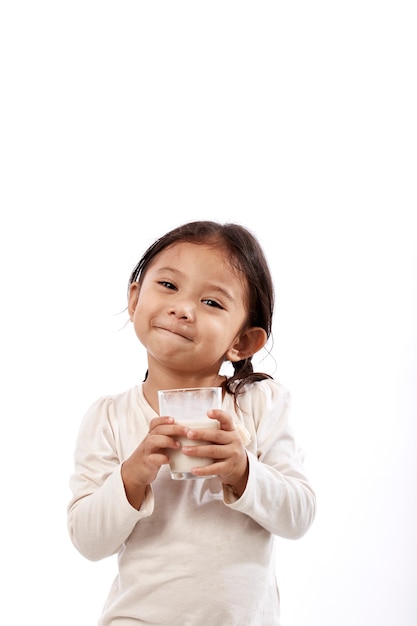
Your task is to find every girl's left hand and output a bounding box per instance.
[181,409,249,497]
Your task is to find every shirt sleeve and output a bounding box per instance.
[223,380,316,539]
[67,396,154,561]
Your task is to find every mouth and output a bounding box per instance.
[155,326,193,342]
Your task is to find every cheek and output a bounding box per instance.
[134,289,156,319]
[208,318,240,346]
[132,317,151,349]
[131,301,151,333]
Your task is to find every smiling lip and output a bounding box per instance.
[155,326,193,342]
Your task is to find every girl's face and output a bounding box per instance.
[128,242,251,379]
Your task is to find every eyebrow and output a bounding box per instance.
[154,266,235,303]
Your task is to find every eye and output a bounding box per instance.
[202,298,224,309]
[158,281,177,291]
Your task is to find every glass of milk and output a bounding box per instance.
[158,387,222,480]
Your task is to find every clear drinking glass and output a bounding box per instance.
[158,387,222,480]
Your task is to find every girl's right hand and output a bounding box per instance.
[121,416,184,509]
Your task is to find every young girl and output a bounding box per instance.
[68,220,316,625]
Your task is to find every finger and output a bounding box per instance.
[207,409,235,432]
[149,415,175,431]
[181,442,230,460]
[148,452,173,466]
[146,433,181,452]
[149,418,188,439]
[184,422,237,444]
[190,460,229,477]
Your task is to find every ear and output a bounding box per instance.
[225,327,268,363]
[127,282,140,321]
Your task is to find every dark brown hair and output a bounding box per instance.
[128,221,273,398]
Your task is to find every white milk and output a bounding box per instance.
[168,420,219,479]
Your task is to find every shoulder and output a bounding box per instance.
[74,386,152,459]
[240,377,290,405]
[87,386,139,412]
[80,386,141,430]
[233,378,291,427]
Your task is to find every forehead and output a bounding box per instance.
[147,241,247,288]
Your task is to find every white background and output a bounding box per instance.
[1,2,416,624]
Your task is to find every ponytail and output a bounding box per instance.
[224,357,272,404]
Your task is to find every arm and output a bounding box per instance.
[67,397,153,561]
[67,396,189,561]
[180,380,315,539]
[224,381,316,539]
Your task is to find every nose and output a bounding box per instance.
[168,297,195,321]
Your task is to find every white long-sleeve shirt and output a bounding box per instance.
[68,379,315,625]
